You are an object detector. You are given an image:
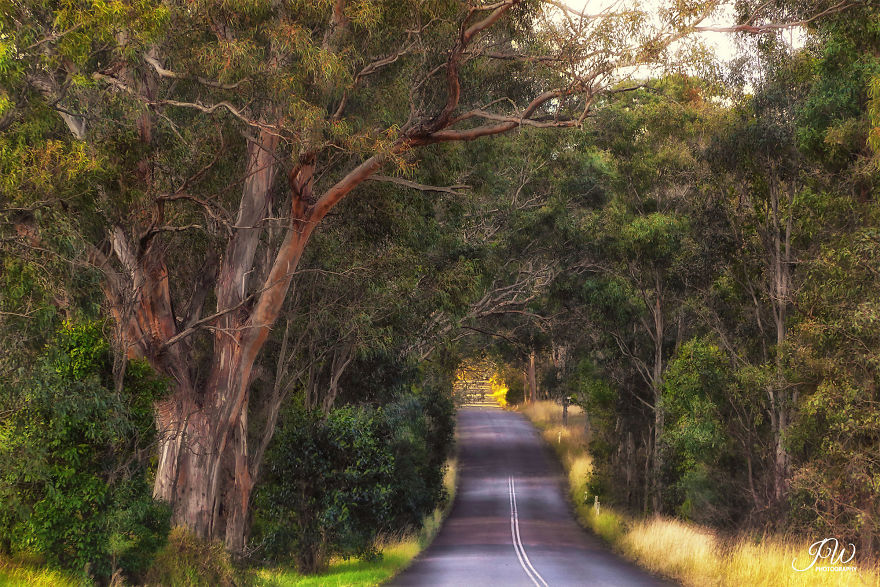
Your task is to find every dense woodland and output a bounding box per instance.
[1,0,879,583]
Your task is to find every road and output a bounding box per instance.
[392,405,673,587]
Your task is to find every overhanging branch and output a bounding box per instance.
[366,175,471,195]
[143,54,245,90]
[693,0,853,34]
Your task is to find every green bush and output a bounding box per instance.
[252,406,396,573]
[252,383,454,574]
[660,338,740,524]
[383,383,454,532]
[0,321,170,582]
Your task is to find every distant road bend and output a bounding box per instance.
[393,406,672,587]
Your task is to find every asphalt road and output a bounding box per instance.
[392,405,673,587]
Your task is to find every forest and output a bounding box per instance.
[0,0,878,584]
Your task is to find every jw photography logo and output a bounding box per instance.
[791,538,857,572]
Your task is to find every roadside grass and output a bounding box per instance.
[520,400,880,587]
[0,556,81,587]
[257,458,458,587]
[254,542,420,587]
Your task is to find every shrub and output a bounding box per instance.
[0,321,170,582]
[145,527,237,587]
[661,338,741,524]
[252,383,454,574]
[252,406,396,573]
[383,385,454,532]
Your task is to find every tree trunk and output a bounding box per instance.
[104,129,349,553]
[643,426,652,516]
[147,217,316,551]
[652,392,664,514]
[625,430,635,508]
[153,397,217,537]
[553,343,569,424]
[650,273,665,514]
[527,350,538,405]
[224,406,254,554]
[152,151,386,552]
[769,178,792,506]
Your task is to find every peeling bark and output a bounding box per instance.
[86,0,598,554]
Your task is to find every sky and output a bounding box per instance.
[560,0,807,65]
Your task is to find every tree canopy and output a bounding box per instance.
[2,0,878,577]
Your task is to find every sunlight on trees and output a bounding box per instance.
[1,0,878,580]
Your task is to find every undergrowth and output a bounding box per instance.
[257,458,458,587]
[0,460,458,587]
[0,556,80,587]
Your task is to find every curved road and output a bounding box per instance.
[392,406,672,586]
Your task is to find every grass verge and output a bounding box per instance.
[257,458,458,587]
[0,556,80,587]
[520,400,880,587]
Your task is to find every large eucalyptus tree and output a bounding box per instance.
[1,0,841,551]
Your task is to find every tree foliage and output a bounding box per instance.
[252,379,453,574]
[0,321,170,582]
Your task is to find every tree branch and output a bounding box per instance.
[313,155,386,220]
[429,0,521,133]
[143,54,245,90]
[693,0,853,33]
[366,174,471,195]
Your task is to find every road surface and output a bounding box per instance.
[392,405,672,586]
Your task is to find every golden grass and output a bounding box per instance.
[520,400,880,587]
[619,517,719,583]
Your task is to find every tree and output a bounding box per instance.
[0,321,170,582]
[783,0,880,551]
[2,0,847,552]
[661,338,735,524]
[710,61,808,505]
[573,76,722,512]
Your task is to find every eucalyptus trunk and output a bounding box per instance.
[768,178,793,506]
[527,351,538,404]
[650,272,665,514]
[103,129,376,552]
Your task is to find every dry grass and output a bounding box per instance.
[619,517,719,584]
[520,400,880,587]
[620,517,879,587]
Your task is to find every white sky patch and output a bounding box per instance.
[560,0,808,73]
